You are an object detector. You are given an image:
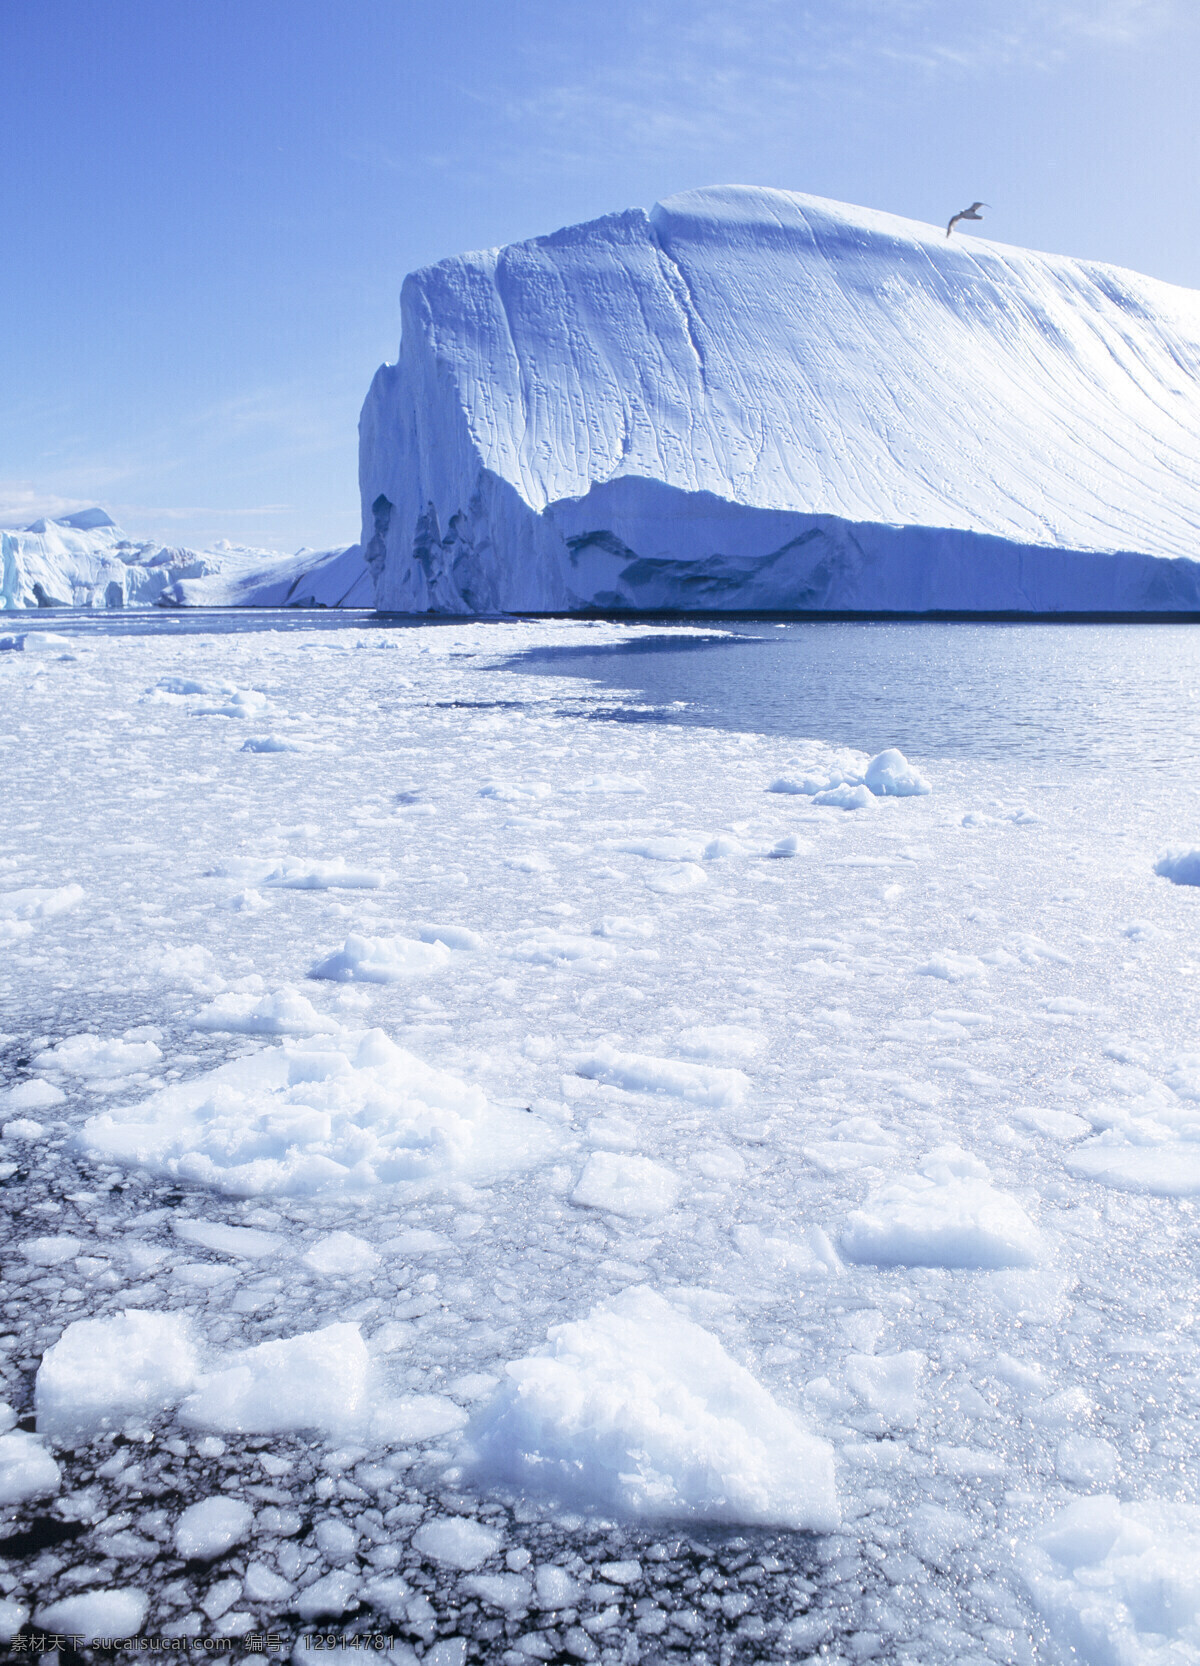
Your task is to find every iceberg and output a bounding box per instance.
[1,508,369,610]
[360,185,1200,614]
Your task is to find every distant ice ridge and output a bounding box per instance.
[0,508,369,610]
[361,185,1200,614]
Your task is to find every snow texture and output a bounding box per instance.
[1154,847,1200,886]
[362,185,1200,613]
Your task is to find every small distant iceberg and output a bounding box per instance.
[1,510,369,610]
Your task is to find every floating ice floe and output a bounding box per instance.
[1023,1495,1200,1666]
[34,1032,162,1080]
[21,1236,82,1266]
[469,1287,838,1529]
[194,986,340,1035]
[645,861,709,894]
[79,1029,557,1195]
[2,1078,65,1111]
[310,934,453,982]
[0,1427,61,1504]
[1154,847,1200,886]
[813,783,876,811]
[191,687,271,719]
[171,1219,284,1260]
[845,1351,926,1430]
[572,1150,682,1218]
[174,1497,255,1560]
[412,1518,501,1572]
[36,1310,202,1440]
[571,1043,749,1108]
[302,1230,381,1276]
[34,1590,150,1639]
[841,1147,1043,1269]
[0,882,84,940]
[1063,1069,1200,1195]
[211,855,387,890]
[863,748,933,796]
[3,1119,46,1143]
[180,1323,370,1435]
[1068,1135,1200,1195]
[37,1314,382,1444]
[479,780,553,801]
[768,748,930,804]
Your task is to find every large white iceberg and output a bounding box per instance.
[1,508,369,610]
[360,185,1200,614]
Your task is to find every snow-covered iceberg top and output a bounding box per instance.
[361,184,1200,613]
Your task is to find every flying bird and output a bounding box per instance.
[947,201,987,237]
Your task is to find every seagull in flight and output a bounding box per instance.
[947,201,987,237]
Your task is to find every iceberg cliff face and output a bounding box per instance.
[360,185,1200,613]
[1,511,369,610]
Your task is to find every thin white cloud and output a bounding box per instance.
[476,0,1185,172]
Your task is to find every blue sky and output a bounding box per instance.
[2,0,1196,551]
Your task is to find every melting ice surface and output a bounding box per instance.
[3,611,1200,1663]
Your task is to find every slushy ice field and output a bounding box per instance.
[2,615,1199,1666]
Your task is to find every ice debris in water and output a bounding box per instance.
[173,1496,255,1560]
[37,1314,375,1441]
[0,883,84,941]
[469,1286,839,1529]
[571,1150,682,1218]
[210,855,386,889]
[241,734,300,753]
[1023,1495,1200,1665]
[840,1147,1044,1269]
[768,747,931,803]
[34,1590,150,1638]
[571,1042,749,1108]
[0,1426,61,1504]
[310,933,453,982]
[77,1029,557,1195]
[193,985,340,1035]
[36,1311,201,1440]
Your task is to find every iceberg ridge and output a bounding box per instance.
[360,185,1200,614]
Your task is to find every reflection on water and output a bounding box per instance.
[507,621,1200,768]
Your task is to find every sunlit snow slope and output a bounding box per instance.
[361,185,1200,613]
[1,510,370,611]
